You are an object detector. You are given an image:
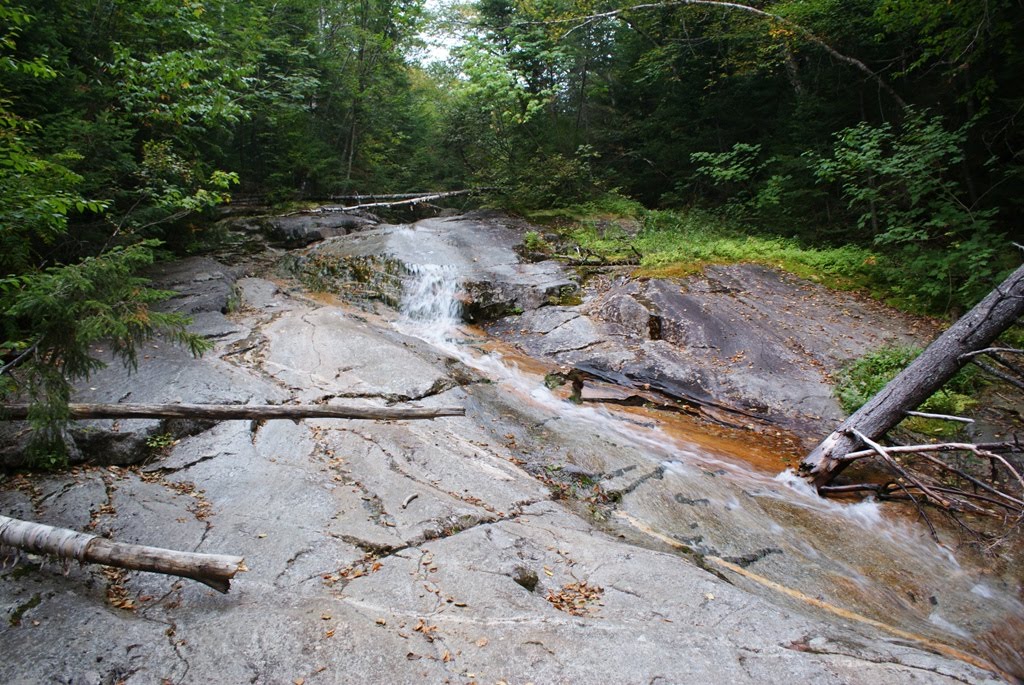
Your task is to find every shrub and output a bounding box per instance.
[834,345,982,424]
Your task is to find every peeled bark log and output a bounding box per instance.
[0,515,244,593]
[0,402,464,422]
[285,189,478,216]
[801,262,1024,489]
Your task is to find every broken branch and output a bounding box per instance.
[904,410,974,423]
[958,347,1024,361]
[850,429,950,508]
[971,359,1024,392]
[839,441,1023,462]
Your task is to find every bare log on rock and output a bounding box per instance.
[0,515,245,593]
[285,189,479,216]
[0,402,465,422]
[801,262,1024,489]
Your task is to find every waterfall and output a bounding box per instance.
[396,263,463,343]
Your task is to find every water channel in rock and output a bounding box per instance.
[385,226,1024,675]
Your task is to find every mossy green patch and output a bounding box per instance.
[9,593,41,627]
[543,195,879,296]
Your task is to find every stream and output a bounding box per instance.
[385,225,1024,675]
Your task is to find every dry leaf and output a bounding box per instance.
[321,613,332,620]
[546,581,605,616]
[475,637,488,647]
[375,618,387,625]
[293,679,305,685]
[325,629,335,638]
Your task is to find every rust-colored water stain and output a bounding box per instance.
[466,331,802,474]
[616,404,802,474]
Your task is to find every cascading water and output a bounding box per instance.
[392,239,1024,676]
[396,263,463,344]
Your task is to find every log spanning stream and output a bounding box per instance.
[385,227,1024,675]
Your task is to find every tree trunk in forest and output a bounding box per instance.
[0,515,244,593]
[801,262,1024,489]
[0,402,465,422]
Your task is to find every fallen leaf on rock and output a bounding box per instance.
[412,618,439,641]
[475,637,488,647]
[293,679,304,685]
[546,581,604,616]
[321,613,332,620]
[442,649,452,662]
[375,618,387,625]
[325,629,335,638]
[406,652,421,660]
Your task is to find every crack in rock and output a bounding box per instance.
[143,453,221,476]
[332,508,533,568]
[275,546,316,587]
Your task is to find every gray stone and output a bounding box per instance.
[495,262,935,440]
[1,236,1015,685]
[298,215,578,320]
[259,307,455,403]
[221,211,380,247]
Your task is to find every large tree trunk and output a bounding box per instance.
[801,262,1024,489]
[0,402,464,422]
[0,515,244,593]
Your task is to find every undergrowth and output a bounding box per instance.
[530,193,877,295]
[834,344,984,435]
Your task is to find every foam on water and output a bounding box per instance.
[774,468,883,526]
[396,263,463,343]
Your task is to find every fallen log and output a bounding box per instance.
[0,402,465,422]
[323,191,470,202]
[286,189,478,216]
[0,515,244,593]
[801,262,1024,489]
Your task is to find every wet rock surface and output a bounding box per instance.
[295,212,577,319]
[220,210,381,248]
[490,264,934,439]
[1,216,1017,684]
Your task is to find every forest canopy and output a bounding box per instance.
[1,0,1023,458]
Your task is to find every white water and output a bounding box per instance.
[389,239,1024,657]
[396,263,463,343]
